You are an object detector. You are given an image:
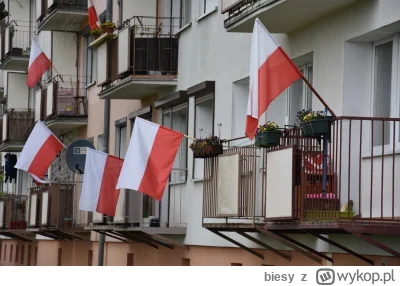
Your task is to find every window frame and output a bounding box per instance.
[287,62,313,125]
[370,35,400,154]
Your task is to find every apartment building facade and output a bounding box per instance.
[0,0,400,266]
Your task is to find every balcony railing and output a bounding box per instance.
[28,184,87,229]
[0,21,31,70]
[0,195,28,230]
[37,80,87,121]
[1,109,35,144]
[38,0,87,24]
[203,116,400,226]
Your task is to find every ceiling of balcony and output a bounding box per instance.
[225,0,361,34]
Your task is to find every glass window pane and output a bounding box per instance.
[373,41,392,147]
[289,77,304,125]
[306,66,313,110]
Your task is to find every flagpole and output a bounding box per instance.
[300,74,336,118]
[183,134,196,141]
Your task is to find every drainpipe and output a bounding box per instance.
[98,0,113,267]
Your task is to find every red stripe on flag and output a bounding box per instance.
[246,47,302,139]
[88,6,99,29]
[138,126,183,201]
[26,52,52,88]
[27,135,63,178]
[96,155,124,217]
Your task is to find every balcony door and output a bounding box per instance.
[288,63,313,125]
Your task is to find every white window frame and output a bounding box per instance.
[287,62,313,125]
[370,35,400,154]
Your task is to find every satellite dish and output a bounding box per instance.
[66,140,96,174]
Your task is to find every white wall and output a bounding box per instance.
[52,31,78,82]
[6,72,29,109]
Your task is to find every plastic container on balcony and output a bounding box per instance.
[193,145,223,158]
[255,131,281,148]
[301,118,332,138]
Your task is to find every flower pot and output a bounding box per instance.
[193,144,223,158]
[101,27,114,34]
[301,118,331,137]
[93,34,100,40]
[255,131,281,148]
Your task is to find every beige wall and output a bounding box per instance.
[0,240,37,266]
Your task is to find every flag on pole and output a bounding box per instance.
[26,40,52,88]
[79,149,123,217]
[15,120,64,180]
[245,18,302,139]
[31,174,50,187]
[88,0,100,29]
[116,118,183,201]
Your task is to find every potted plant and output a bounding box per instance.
[255,121,281,148]
[190,136,223,158]
[90,27,102,40]
[100,21,116,34]
[297,109,331,137]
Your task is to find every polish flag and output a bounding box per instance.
[246,19,302,139]
[116,118,183,201]
[79,149,124,217]
[88,0,100,29]
[26,40,52,88]
[15,120,64,180]
[31,174,50,187]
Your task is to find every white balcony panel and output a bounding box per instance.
[2,113,7,140]
[217,153,240,216]
[114,189,125,223]
[52,31,78,81]
[41,191,49,225]
[118,26,130,76]
[92,211,103,223]
[265,147,293,219]
[35,89,41,122]
[29,193,37,227]
[46,82,54,117]
[169,184,186,227]
[0,201,4,228]
[36,0,42,21]
[47,0,54,9]
[97,44,108,86]
[7,73,29,109]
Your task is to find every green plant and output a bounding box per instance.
[256,121,279,135]
[297,109,327,123]
[189,136,221,151]
[100,21,116,29]
[90,27,102,35]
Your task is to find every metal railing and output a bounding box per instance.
[40,80,87,120]
[0,20,31,62]
[1,109,35,143]
[0,195,28,230]
[29,184,85,228]
[38,0,87,24]
[203,116,400,224]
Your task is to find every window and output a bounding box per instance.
[21,245,25,265]
[372,39,393,147]
[180,0,192,27]
[57,248,62,266]
[10,245,13,262]
[194,94,214,179]
[0,244,2,261]
[127,253,134,266]
[97,134,104,153]
[115,123,127,159]
[88,250,93,266]
[162,103,188,183]
[27,245,31,266]
[84,35,98,85]
[3,245,6,261]
[15,245,18,263]
[199,0,218,15]
[288,63,313,125]
[182,258,190,266]
[231,262,242,266]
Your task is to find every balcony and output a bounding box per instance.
[36,0,88,32]
[28,184,90,240]
[0,109,35,152]
[35,79,88,133]
[98,16,179,100]
[0,21,30,71]
[86,169,187,248]
[222,0,360,33]
[0,195,33,242]
[202,117,400,264]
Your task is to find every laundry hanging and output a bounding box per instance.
[4,153,18,183]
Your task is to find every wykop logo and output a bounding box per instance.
[316,269,336,285]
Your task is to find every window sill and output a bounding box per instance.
[169,181,187,186]
[176,22,192,35]
[362,148,400,158]
[191,178,204,183]
[86,81,97,89]
[196,6,218,22]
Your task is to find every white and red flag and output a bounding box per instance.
[15,120,64,180]
[88,0,100,29]
[246,19,302,139]
[116,117,183,201]
[79,149,123,217]
[26,40,52,88]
